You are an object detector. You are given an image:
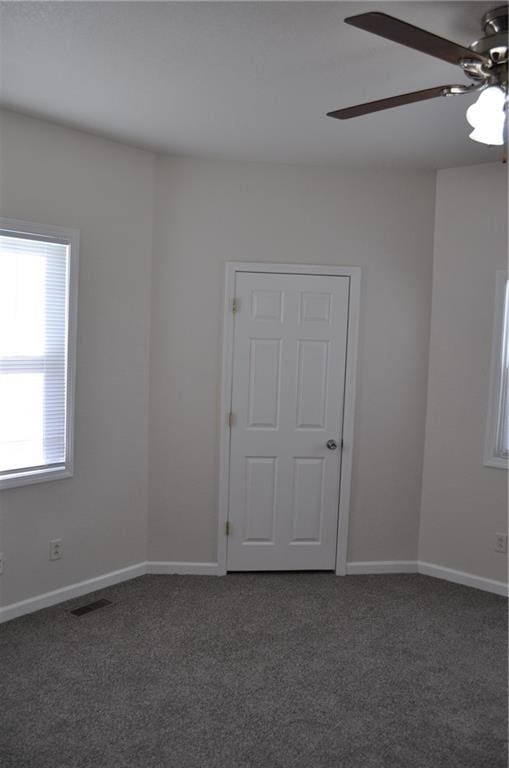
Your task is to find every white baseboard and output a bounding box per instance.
[2,558,506,624]
[0,560,220,623]
[346,560,418,575]
[418,561,508,597]
[346,560,508,596]
[146,561,219,576]
[0,562,146,624]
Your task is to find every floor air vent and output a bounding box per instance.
[70,598,112,616]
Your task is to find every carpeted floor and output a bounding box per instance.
[0,573,507,768]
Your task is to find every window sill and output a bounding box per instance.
[483,455,508,470]
[0,465,73,490]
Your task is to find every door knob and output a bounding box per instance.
[326,439,338,450]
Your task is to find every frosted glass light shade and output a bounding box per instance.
[466,87,506,146]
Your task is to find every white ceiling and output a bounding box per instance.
[0,1,501,169]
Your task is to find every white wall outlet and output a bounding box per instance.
[49,538,63,561]
[0,553,3,575]
[494,533,508,554]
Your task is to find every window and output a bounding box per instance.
[0,219,78,489]
[485,271,509,469]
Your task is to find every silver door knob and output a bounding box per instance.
[326,439,338,451]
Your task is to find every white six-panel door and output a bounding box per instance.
[226,272,349,571]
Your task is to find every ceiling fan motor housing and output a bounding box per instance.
[466,6,508,86]
[482,5,508,36]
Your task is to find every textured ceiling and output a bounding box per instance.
[0,1,502,168]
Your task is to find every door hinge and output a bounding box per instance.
[228,411,236,428]
[225,520,231,536]
[232,298,239,313]
[340,438,344,449]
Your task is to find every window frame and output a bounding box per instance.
[484,270,509,470]
[0,217,79,490]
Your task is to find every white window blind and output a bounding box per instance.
[0,222,78,488]
[495,279,509,459]
[485,271,509,469]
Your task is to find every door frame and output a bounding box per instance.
[217,262,361,576]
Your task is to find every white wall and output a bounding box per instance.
[9,111,500,604]
[0,110,155,605]
[149,157,436,565]
[419,162,508,583]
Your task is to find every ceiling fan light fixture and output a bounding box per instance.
[466,86,507,146]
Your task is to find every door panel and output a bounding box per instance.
[291,458,324,543]
[243,457,277,543]
[247,339,281,428]
[296,340,329,429]
[252,289,283,322]
[227,272,349,571]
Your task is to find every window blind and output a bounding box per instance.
[0,232,70,477]
[496,279,509,459]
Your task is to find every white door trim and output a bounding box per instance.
[217,262,361,576]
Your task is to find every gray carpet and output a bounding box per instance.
[0,573,507,768]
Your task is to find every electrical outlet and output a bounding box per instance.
[49,538,63,561]
[0,553,3,575]
[494,533,508,554]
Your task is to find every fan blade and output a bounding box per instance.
[345,12,488,66]
[327,85,451,120]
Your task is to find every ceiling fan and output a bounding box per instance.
[327,5,508,146]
